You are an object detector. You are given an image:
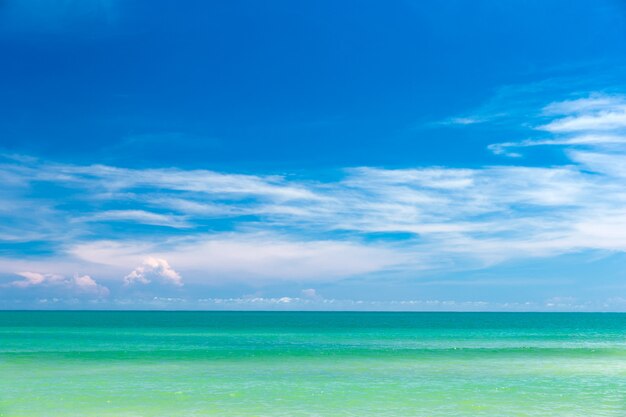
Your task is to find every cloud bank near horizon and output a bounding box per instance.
[3,90,626,308]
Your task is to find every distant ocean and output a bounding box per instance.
[1,311,625,416]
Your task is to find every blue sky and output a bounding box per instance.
[2,0,626,310]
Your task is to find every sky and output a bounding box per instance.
[2,0,626,310]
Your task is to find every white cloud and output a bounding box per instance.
[542,95,626,115]
[4,91,626,287]
[6,272,109,297]
[76,210,191,229]
[539,109,626,132]
[448,117,482,125]
[568,150,626,178]
[124,257,183,287]
[488,134,626,157]
[536,94,626,133]
[11,271,50,288]
[76,235,406,284]
[488,93,626,156]
[73,274,108,294]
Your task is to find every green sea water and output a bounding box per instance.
[1,312,626,416]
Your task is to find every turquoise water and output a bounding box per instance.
[1,312,626,416]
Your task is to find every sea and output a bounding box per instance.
[0,311,625,416]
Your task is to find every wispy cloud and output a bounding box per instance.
[73,235,404,284]
[488,134,626,157]
[3,90,626,293]
[76,210,191,229]
[489,93,626,155]
[539,95,626,132]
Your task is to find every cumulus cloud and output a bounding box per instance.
[124,257,183,287]
[73,274,108,293]
[6,272,109,297]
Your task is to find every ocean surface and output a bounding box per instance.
[1,312,625,416]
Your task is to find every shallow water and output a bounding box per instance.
[1,311,625,416]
